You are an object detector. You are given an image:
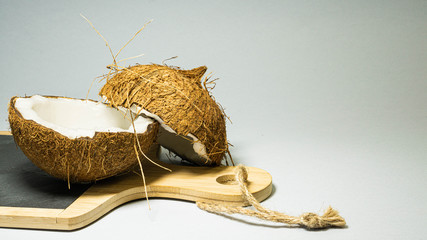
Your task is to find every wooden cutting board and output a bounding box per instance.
[0,131,272,230]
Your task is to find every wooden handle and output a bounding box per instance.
[59,163,272,230]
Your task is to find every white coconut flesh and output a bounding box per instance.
[14,95,154,139]
[123,104,209,165]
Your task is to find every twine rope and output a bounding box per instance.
[196,165,346,229]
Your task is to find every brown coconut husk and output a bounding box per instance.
[99,64,229,166]
[8,96,159,183]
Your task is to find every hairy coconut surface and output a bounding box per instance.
[8,95,159,183]
[99,64,228,166]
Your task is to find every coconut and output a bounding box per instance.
[8,95,158,183]
[99,64,229,166]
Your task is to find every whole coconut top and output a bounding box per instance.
[99,64,228,165]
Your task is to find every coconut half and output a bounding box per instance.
[100,64,228,166]
[8,95,159,183]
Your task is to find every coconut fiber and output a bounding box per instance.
[8,96,159,183]
[99,64,228,166]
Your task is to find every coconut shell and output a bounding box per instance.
[8,96,159,183]
[99,64,228,165]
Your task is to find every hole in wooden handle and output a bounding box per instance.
[216,174,237,185]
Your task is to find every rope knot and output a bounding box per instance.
[300,212,324,229]
[299,206,346,229]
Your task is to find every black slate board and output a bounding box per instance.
[0,135,91,209]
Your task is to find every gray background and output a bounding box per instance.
[1,0,426,239]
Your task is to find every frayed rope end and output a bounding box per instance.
[299,206,346,229]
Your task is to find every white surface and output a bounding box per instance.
[125,104,209,160]
[15,95,153,138]
[0,0,426,239]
